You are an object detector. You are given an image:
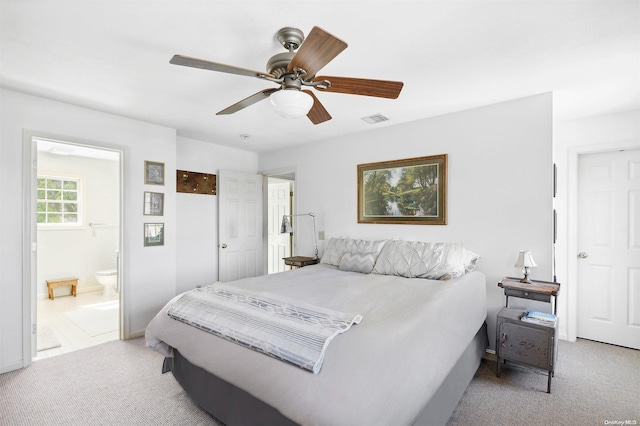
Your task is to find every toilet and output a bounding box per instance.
[95,269,118,297]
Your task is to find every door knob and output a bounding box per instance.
[578,252,588,259]
[221,244,227,249]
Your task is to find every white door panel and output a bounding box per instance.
[218,170,264,282]
[267,181,291,273]
[577,149,640,349]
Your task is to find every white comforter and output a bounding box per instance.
[146,264,486,426]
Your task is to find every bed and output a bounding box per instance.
[146,238,488,425]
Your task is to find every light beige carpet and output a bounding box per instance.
[1,337,221,425]
[447,338,640,425]
[1,336,637,425]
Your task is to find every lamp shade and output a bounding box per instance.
[280,216,293,234]
[270,90,313,118]
[279,213,318,259]
[515,250,537,268]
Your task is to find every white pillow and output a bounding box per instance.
[462,249,481,272]
[338,252,378,274]
[321,238,386,267]
[372,240,465,280]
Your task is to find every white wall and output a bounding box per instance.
[37,152,119,298]
[260,93,555,350]
[175,136,258,295]
[0,88,177,372]
[554,108,640,340]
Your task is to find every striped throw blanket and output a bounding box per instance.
[167,283,363,374]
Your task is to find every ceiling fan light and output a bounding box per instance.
[270,90,313,119]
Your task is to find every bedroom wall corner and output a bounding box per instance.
[259,93,554,351]
[175,136,259,295]
[0,88,178,372]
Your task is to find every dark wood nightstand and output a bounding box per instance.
[496,277,561,393]
[498,277,560,314]
[283,256,320,268]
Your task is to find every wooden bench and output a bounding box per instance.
[46,277,78,300]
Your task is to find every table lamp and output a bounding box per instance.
[515,250,537,283]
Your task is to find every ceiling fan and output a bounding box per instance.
[170,26,404,125]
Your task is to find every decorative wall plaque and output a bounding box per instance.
[176,170,216,195]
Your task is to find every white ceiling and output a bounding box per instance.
[2,1,638,153]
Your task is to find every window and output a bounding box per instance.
[37,176,82,226]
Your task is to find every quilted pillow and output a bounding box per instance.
[321,238,386,267]
[338,252,378,274]
[372,240,465,280]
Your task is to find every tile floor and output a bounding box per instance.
[34,290,120,361]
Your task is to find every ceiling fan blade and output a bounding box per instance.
[216,88,280,115]
[304,90,332,125]
[170,55,274,79]
[288,27,347,78]
[313,76,404,99]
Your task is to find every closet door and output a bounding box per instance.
[577,149,640,349]
[218,170,264,282]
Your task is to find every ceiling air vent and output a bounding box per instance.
[361,113,389,124]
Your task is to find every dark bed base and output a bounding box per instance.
[170,350,297,426]
[166,322,488,426]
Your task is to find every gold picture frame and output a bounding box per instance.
[358,154,447,225]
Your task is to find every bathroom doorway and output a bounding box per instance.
[267,177,293,274]
[30,136,123,360]
[265,170,296,274]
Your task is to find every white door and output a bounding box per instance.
[267,180,292,274]
[577,149,640,349]
[218,170,264,282]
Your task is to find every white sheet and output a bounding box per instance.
[146,264,487,426]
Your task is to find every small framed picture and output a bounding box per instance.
[144,161,165,185]
[144,223,164,247]
[143,192,164,216]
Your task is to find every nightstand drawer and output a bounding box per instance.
[504,288,552,303]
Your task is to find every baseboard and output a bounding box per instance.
[128,330,146,339]
[483,349,497,362]
[77,285,103,294]
[0,360,25,374]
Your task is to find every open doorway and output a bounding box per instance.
[267,174,294,274]
[29,136,123,360]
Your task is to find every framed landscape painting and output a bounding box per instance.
[358,154,447,225]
